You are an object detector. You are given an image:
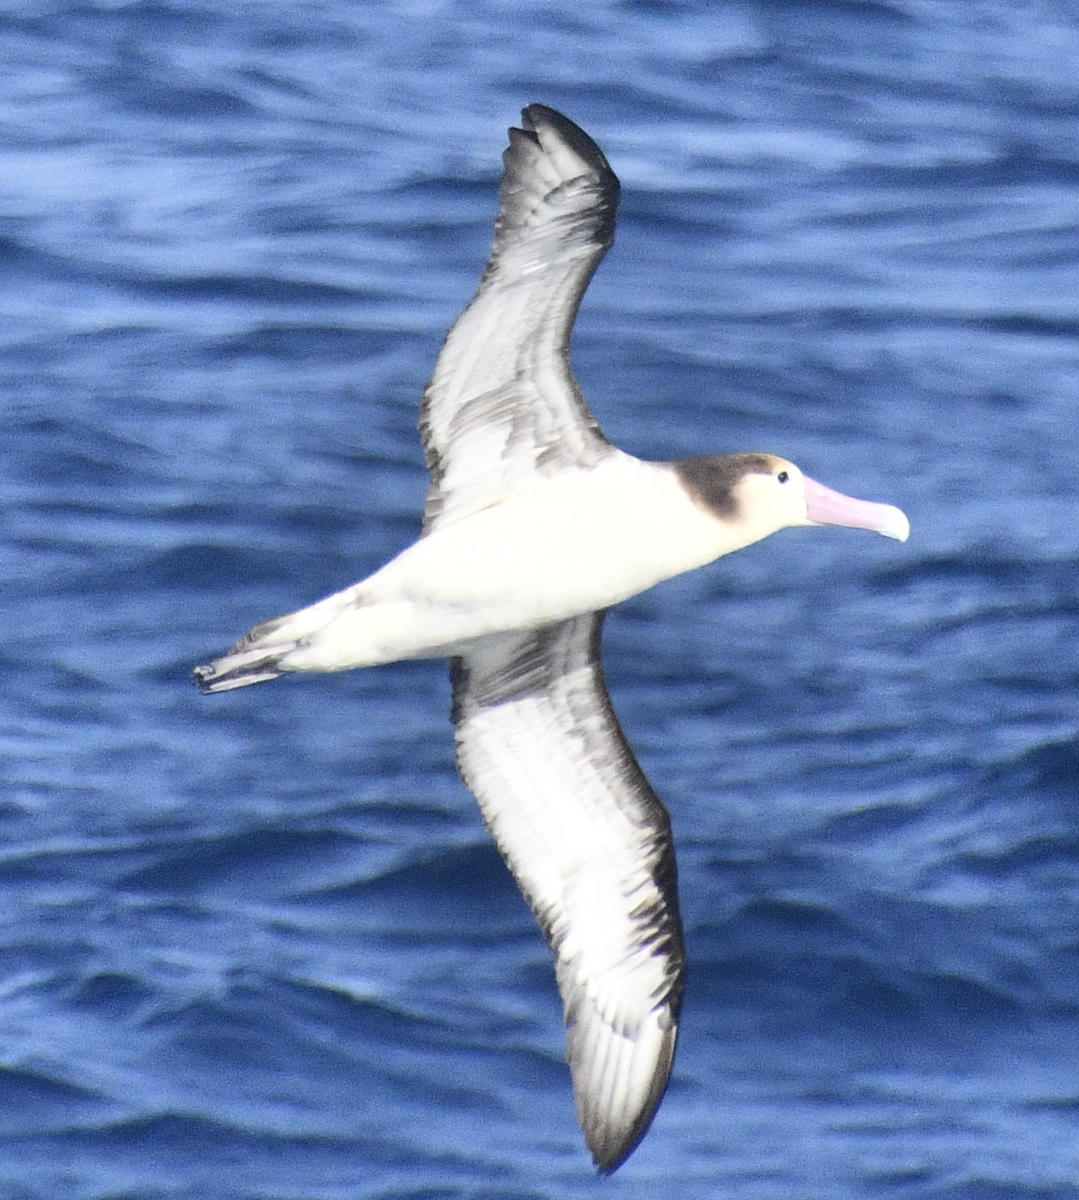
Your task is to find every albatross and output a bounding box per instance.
[195,105,909,1172]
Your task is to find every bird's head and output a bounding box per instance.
[677,453,910,545]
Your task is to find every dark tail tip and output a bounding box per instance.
[193,658,283,694]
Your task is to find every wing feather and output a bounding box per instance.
[451,613,685,1172]
[420,105,619,531]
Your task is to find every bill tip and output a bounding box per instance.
[880,506,911,543]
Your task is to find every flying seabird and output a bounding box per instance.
[195,105,909,1172]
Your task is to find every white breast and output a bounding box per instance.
[365,451,738,631]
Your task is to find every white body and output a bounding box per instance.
[270,450,784,672]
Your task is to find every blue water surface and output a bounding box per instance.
[4,2,1079,1197]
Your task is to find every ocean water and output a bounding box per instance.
[4,1,1079,1196]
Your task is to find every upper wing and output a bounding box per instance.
[420,105,619,532]
[451,613,685,1172]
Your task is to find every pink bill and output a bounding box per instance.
[803,476,910,542]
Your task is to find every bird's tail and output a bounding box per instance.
[193,615,296,693]
[194,579,382,693]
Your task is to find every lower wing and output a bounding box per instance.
[451,612,685,1171]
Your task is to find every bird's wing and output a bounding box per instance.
[420,104,618,532]
[451,613,685,1172]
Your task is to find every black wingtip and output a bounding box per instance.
[518,103,615,178]
[589,1125,647,1176]
[583,1036,679,1176]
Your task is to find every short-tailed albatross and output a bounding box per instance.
[195,105,909,1172]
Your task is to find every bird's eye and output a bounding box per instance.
[776,470,789,484]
